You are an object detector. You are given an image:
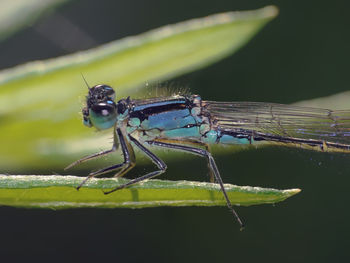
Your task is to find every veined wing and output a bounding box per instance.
[203,101,350,146]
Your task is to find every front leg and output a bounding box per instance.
[64,148,116,171]
[65,124,121,172]
[77,128,136,190]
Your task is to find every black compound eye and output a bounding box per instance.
[91,84,116,101]
[87,84,117,110]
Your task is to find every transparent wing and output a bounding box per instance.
[203,101,350,145]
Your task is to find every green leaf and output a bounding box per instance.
[0,6,278,170]
[0,0,69,42]
[293,90,350,109]
[0,175,300,209]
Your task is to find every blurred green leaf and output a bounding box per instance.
[0,0,69,42]
[0,175,300,209]
[0,6,278,170]
[293,91,350,109]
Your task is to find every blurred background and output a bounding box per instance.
[1,0,350,262]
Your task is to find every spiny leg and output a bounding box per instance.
[147,140,244,229]
[77,128,136,190]
[65,148,116,171]
[104,135,167,195]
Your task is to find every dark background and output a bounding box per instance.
[1,0,350,262]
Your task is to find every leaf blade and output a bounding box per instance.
[0,175,300,209]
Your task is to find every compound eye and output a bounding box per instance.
[91,101,116,116]
[89,101,117,130]
[91,84,116,101]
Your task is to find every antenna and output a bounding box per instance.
[81,73,91,90]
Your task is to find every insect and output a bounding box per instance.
[66,83,350,229]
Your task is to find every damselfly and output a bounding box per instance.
[66,84,350,229]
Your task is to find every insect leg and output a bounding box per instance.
[103,134,167,195]
[147,138,215,183]
[147,140,244,229]
[76,128,136,190]
[64,148,116,171]
[65,122,122,170]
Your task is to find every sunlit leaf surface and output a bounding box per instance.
[0,175,300,209]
